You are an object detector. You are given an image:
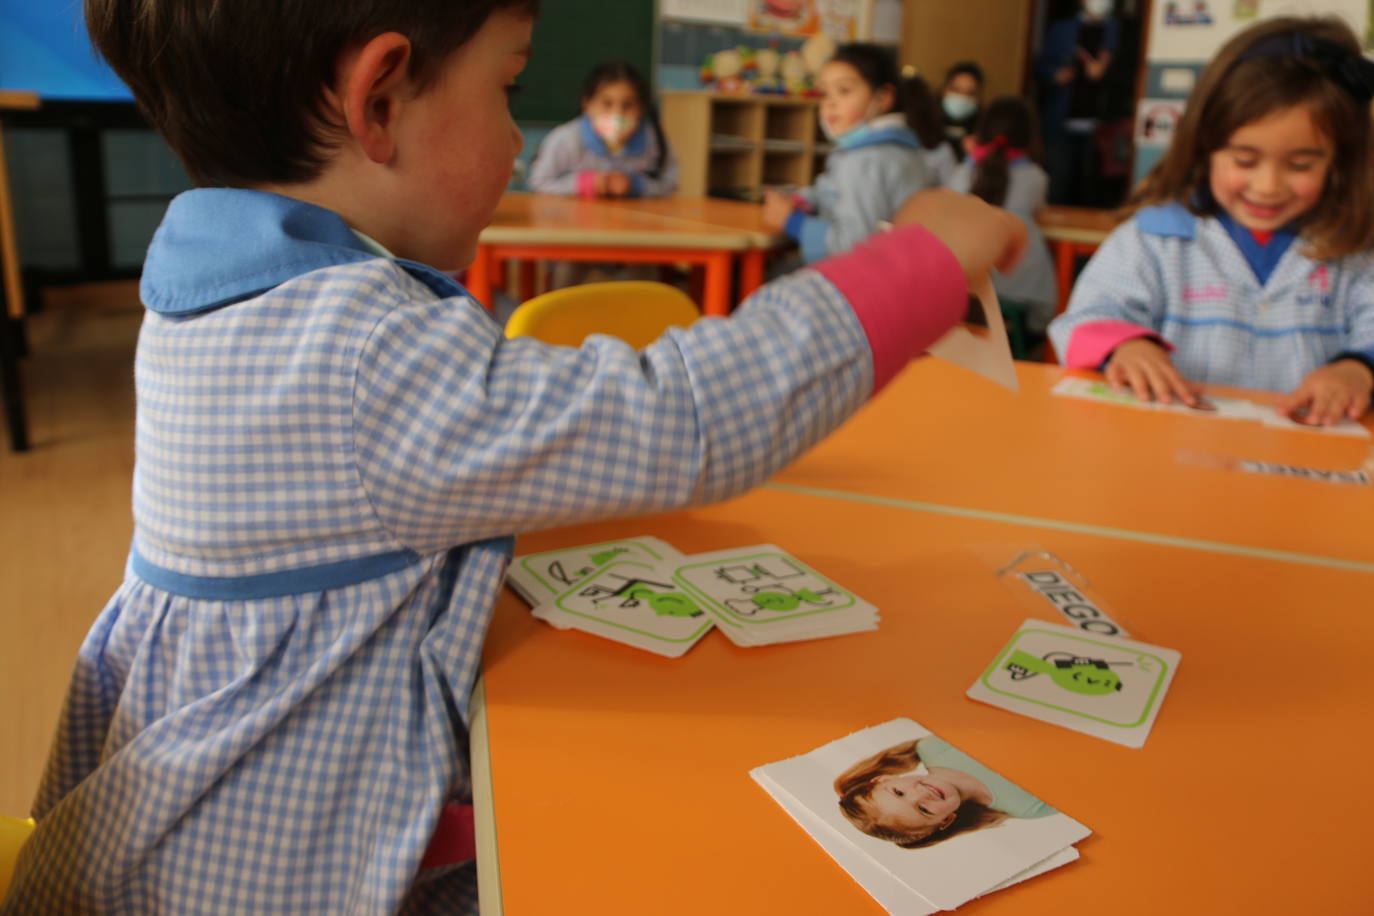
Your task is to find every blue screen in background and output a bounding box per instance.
[1,1,132,101]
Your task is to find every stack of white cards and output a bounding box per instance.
[506,537,879,657]
[1052,376,1371,437]
[751,719,1090,914]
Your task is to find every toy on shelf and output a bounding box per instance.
[753,47,784,94]
[699,46,755,93]
[700,33,835,97]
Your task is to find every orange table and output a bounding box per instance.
[475,488,1374,915]
[473,359,1374,913]
[1036,205,1117,318]
[467,194,788,318]
[775,360,1374,569]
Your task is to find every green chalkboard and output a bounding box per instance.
[511,0,656,124]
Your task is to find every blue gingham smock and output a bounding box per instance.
[1048,203,1374,391]
[4,189,881,914]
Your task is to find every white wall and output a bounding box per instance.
[1146,0,1367,63]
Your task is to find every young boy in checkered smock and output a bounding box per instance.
[1,2,1024,913]
[1049,15,1374,427]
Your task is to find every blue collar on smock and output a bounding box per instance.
[578,114,649,158]
[1216,210,1296,286]
[1136,202,1198,239]
[141,188,469,316]
[835,117,921,152]
[1138,201,1297,286]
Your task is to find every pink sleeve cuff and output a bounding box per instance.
[811,223,965,394]
[576,171,600,199]
[1063,320,1173,368]
[791,192,814,214]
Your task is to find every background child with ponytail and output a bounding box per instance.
[902,74,958,186]
[949,96,1057,339]
[528,60,677,198]
[1049,16,1374,425]
[763,42,932,263]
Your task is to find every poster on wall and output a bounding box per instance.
[1163,1,1216,26]
[749,0,861,40]
[661,0,750,26]
[1136,98,1184,147]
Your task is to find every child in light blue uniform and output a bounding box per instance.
[948,96,1057,338]
[4,0,1025,912]
[527,60,677,199]
[764,43,931,263]
[1049,16,1374,425]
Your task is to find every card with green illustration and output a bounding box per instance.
[668,545,879,646]
[967,619,1181,748]
[537,560,715,658]
[506,536,683,606]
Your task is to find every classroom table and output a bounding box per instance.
[1035,205,1117,317]
[474,487,1374,915]
[467,193,788,318]
[472,359,1374,914]
[0,90,40,452]
[774,360,1374,569]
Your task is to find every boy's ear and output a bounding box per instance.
[336,32,414,165]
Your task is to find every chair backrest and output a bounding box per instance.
[504,281,700,349]
[0,815,34,901]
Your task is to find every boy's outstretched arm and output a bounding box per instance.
[349,192,1022,550]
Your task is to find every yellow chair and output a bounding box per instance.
[0,815,33,901]
[503,281,700,349]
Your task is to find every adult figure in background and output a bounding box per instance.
[1038,0,1120,206]
[940,61,985,162]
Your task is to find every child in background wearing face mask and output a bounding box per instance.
[527,60,678,199]
[763,43,932,264]
[940,61,984,162]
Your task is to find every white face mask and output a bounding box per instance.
[942,93,977,123]
[592,113,638,151]
[1083,0,1112,17]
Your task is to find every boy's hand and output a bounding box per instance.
[762,188,795,231]
[1105,338,1205,407]
[605,172,632,197]
[891,188,1027,286]
[1277,358,1374,425]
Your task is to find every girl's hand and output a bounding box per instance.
[1105,338,1205,407]
[891,188,1027,286]
[762,188,795,231]
[1277,359,1374,425]
[605,172,632,197]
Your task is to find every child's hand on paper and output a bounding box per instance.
[1277,359,1373,425]
[762,188,795,231]
[891,188,1027,287]
[1105,338,1205,407]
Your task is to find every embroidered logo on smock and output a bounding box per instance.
[1298,265,1332,307]
[1182,284,1228,302]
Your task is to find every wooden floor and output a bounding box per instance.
[0,284,142,816]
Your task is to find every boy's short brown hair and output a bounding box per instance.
[86,0,539,188]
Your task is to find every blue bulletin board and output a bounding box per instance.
[0,1,133,101]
